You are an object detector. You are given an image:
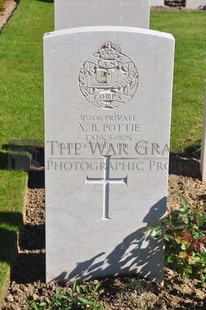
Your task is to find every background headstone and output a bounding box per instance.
[44,26,174,284]
[54,0,150,30]
[150,0,165,6]
[186,0,206,8]
[201,87,206,182]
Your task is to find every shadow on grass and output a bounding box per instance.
[0,152,9,170]
[37,0,53,3]
[169,140,201,179]
[164,0,186,7]
[0,150,31,171]
[0,212,22,266]
[0,202,45,281]
[169,153,201,179]
[0,144,45,283]
[0,142,44,171]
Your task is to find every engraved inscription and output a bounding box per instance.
[86,156,127,220]
[79,42,139,109]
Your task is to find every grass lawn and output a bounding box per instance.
[0,171,26,301]
[151,10,206,151]
[0,0,205,302]
[0,0,54,302]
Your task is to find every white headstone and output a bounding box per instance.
[186,0,206,8]
[44,26,175,283]
[54,0,150,30]
[150,0,164,6]
[201,88,206,181]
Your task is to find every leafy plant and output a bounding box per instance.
[25,281,103,310]
[148,205,206,281]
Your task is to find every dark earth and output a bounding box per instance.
[1,0,206,309]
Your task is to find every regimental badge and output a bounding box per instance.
[78,42,139,109]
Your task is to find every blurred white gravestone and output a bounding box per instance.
[150,0,164,6]
[186,0,206,8]
[44,26,175,284]
[201,88,206,182]
[54,0,150,30]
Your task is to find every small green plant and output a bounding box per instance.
[148,205,206,281]
[25,281,103,310]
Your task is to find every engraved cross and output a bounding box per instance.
[86,156,127,220]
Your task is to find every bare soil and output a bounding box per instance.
[0,0,16,30]
[1,152,206,309]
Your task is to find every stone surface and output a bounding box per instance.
[186,0,206,8]
[201,89,206,182]
[150,0,165,6]
[54,0,150,30]
[44,26,174,284]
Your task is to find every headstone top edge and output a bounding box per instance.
[43,26,174,41]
